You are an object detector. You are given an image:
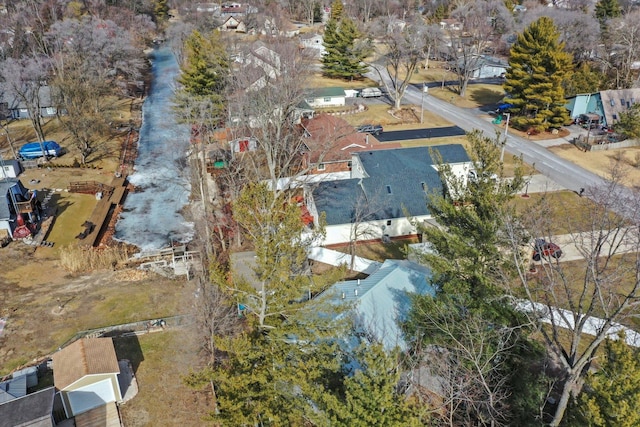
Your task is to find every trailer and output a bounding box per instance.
[360,87,383,98]
[18,141,62,159]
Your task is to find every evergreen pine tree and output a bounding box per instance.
[174,30,228,127]
[330,0,344,20]
[322,17,370,80]
[571,334,640,427]
[503,17,573,132]
[595,0,621,27]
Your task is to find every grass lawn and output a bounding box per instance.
[307,73,379,90]
[116,331,211,427]
[340,104,453,129]
[427,84,505,109]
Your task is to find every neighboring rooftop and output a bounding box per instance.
[0,386,55,427]
[307,87,346,98]
[323,259,434,350]
[53,337,120,390]
[312,145,470,225]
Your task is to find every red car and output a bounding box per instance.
[532,239,562,261]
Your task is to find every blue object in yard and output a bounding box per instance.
[497,103,514,112]
[18,140,62,159]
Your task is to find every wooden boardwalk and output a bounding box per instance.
[78,177,127,248]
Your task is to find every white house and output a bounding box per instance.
[300,33,325,56]
[306,145,472,246]
[53,337,123,418]
[305,87,346,108]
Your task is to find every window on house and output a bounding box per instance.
[621,98,625,106]
[324,97,331,102]
[613,114,618,120]
[347,161,352,169]
[610,99,615,106]
[317,163,325,170]
[386,185,392,194]
[386,220,392,226]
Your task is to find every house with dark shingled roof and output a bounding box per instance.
[305,144,472,245]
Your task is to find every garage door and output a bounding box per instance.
[68,378,116,416]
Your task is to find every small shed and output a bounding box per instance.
[53,337,122,418]
[306,87,346,108]
[0,159,23,178]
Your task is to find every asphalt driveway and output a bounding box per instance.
[376,126,466,142]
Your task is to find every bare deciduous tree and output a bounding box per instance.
[506,168,640,426]
[374,18,428,110]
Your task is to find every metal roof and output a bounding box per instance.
[324,259,434,350]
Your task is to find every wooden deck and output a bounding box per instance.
[74,402,122,427]
[77,177,127,248]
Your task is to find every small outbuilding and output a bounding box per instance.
[0,159,22,178]
[53,337,122,418]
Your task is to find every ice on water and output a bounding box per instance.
[115,46,194,251]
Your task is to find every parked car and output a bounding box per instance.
[356,124,383,135]
[532,238,562,261]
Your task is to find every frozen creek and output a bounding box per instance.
[114,46,193,251]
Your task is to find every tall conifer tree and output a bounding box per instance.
[503,17,572,132]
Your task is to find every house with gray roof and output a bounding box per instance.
[305,145,471,246]
[322,259,434,351]
[0,386,55,427]
[0,85,59,120]
[565,88,640,127]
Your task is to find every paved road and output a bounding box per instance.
[376,125,465,142]
[365,65,639,222]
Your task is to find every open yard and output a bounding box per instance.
[427,84,505,109]
[0,242,192,375]
[115,331,211,427]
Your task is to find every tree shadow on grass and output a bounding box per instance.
[469,87,504,112]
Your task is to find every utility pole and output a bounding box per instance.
[421,83,427,124]
[501,112,510,162]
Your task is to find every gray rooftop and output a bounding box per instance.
[313,145,470,225]
[323,259,434,350]
[0,387,55,427]
[0,178,24,221]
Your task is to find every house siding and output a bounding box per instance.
[307,96,345,108]
[322,215,428,246]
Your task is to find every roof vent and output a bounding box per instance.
[357,278,360,285]
[341,292,345,299]
[355,289,358,296]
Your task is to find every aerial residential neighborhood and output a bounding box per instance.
[2,0,640,426]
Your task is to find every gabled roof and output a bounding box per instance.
[312,145,470,225]
[599,88,640,126]
[53,337,120,391]
[324,259,434,350]
[0,386,55,427]
[300,114,391,164]
[308,87,345,98]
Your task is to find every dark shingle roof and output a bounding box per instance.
[0,387,55,427]
[313,145,470,225]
